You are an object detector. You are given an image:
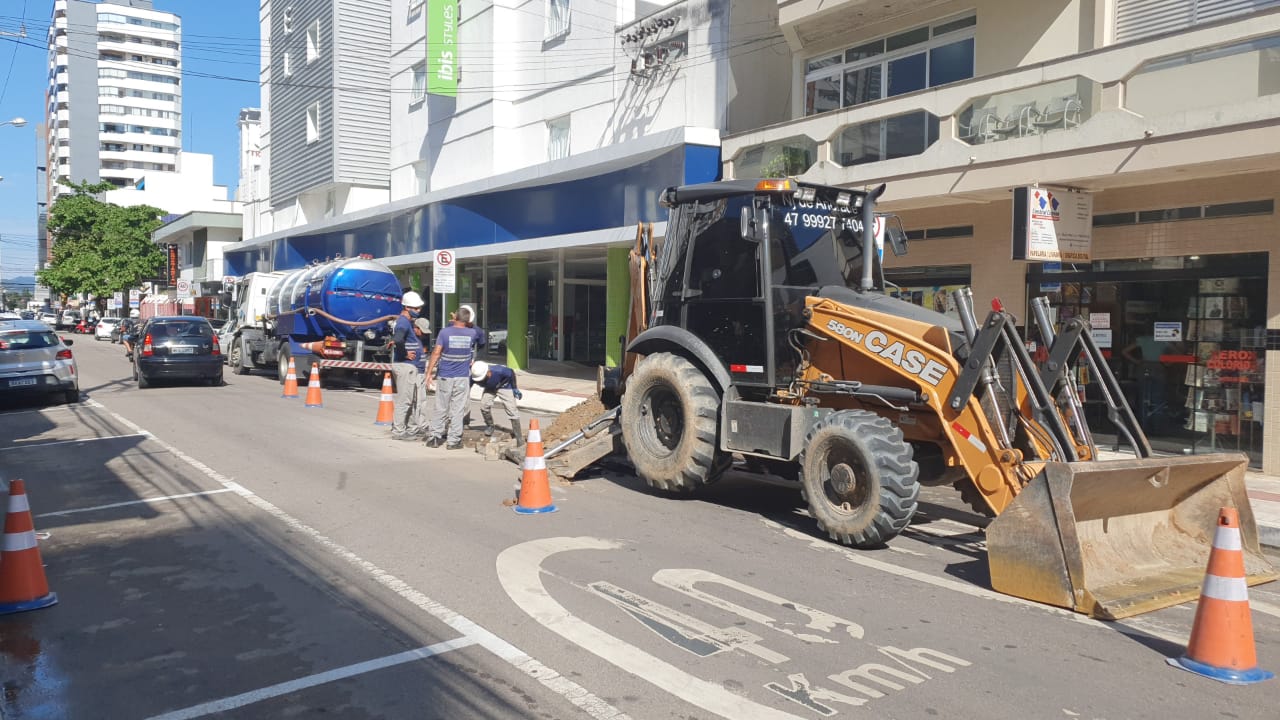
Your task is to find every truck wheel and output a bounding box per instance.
[799,410,919,548]
[231,338,249,375]
[621,353,724,494]
[277,346,292,384]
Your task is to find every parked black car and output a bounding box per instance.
[130,316,223,388]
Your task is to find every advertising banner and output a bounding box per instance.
[427,0,458,97]
[1012,186,1093,262]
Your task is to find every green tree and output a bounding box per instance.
[37,179,166,315]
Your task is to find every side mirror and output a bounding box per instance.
[62,337,74,346]
[887,225,909,257]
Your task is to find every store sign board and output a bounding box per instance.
[433,249,456,294]
[1153,321,1182,342]
[1012,186,1093,262]
[427,0,458,97]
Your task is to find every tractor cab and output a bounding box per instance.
[651,178,913,396]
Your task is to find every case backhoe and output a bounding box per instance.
[543,178,1276,619]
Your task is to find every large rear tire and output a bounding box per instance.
[621,353,723,494]
[800,410,919,548]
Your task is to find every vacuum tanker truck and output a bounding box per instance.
[222,256,403,387]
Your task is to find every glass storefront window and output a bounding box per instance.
[1025,253,1268,467]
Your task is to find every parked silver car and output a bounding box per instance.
[0,320,80,405]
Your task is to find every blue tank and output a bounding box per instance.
[267,258,402,340]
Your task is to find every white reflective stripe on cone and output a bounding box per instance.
[2,530,38,552]
[6,494,30,513]
[528,430,542,443]
[1202,574,1250,602]
[1212,526,1243,552]
[524,455,547,471]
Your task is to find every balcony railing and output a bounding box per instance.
[724,9,1280,180]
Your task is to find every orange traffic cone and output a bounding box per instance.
[1167,507,1274,684]
[281,357,299,399]
[304,364,323,408]
[0,479,58,614]
[514,418,557,514]
[374,372,395,425]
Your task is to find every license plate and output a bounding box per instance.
[171,346,195,355]
[7,377,37,387]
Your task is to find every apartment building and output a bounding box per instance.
[721,0,1280,471]
[249,0,392,235]
[229,0,786,367]
[45,0,182,199]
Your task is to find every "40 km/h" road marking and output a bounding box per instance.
[497,537,971,719]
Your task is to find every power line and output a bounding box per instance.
[8,31,787,97]
[0,0,26,107]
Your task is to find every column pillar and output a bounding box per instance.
[507,256,529,371]
[605,246,631,368]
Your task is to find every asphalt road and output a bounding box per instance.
[1,337,1277,719]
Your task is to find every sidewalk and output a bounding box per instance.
[510,361,1280,549]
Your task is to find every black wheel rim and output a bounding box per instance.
[641,384,683,454]
[821,440,872,516]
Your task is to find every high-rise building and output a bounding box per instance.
[44,0,182,202]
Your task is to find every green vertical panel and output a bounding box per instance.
[427,0,458,97]
[605,246,631,368]
[507,257,529,370]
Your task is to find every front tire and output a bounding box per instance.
[621,353,724,493]
[799,410,919,548]
[231,338,249,375]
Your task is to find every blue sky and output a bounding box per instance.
[0,0,261,285]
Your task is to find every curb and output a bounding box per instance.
[1260,525,1280,551]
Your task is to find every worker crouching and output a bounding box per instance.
[470,360,524,446]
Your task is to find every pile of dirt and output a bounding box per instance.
[544,397,609,444]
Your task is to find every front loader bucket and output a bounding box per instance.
[986,453,1277,620]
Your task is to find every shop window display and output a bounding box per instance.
[1026,254,1266,467]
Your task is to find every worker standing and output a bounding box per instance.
[424,305,484,449]
[390,292,428,441]
[469,360,525,446]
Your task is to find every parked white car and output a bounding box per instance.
[95,317,122,341]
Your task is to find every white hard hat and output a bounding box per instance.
[401,291,424,308]
[459,304,476,323]
[470,360,489,381]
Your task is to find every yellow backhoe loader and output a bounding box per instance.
[542,178,1276,620]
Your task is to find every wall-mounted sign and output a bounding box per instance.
[427,0,458,97]
[1012,186,1093,262]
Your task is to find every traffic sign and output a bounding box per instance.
[433,249,456,294]
[176,279,191,299]
[128,289,141,309]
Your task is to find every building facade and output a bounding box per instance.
[229,0,786,366]
[723,0,1280,471]
[44,0,182,201]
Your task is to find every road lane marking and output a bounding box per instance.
[83,400,628,720]
[497,536,807,720]
[0,432,150,452]
[34,489,236,519]
[144,637,478,720]
[760,519,1191,645]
